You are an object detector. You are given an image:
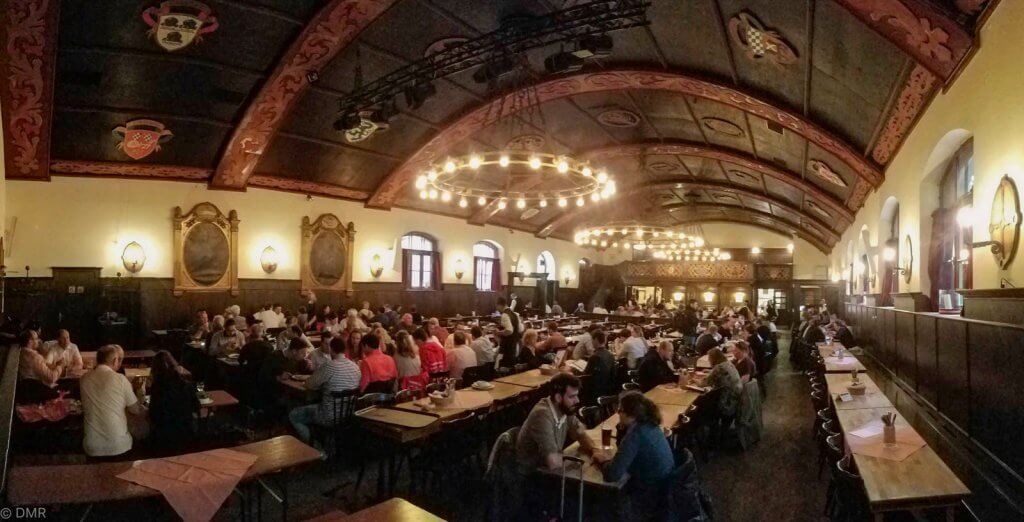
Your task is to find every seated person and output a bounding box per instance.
[358,333,398,392]
[18,330,63,389]
[730,340,757,384]
[518,329,544,370]
[427,317,449,345]
[699,348,742,418]
[469,326,497,364]
[189,309,211,341]
[445,331,478,379]
[538,321,568,354]
[515,373,604,475]
[694,324,721,354]
[618,325,648,370]
[81,345,145,458]
[209,318,245,357]
[596,392,674,516]
[637,340,676,392]
[413,327,447,375]
[148,351,199,455]
[42,329,84,373]
[289,336,361,443]
[802,319,825,344]
[584,331,616,400]
[835,319,855,348]
[310,330,334,370]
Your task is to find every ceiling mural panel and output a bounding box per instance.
[6,0,999,253]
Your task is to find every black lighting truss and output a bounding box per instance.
[336,0,651,115]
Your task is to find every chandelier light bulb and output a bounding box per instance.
[443,161,456,173]
[529,156,542,170]
[415,175,428,189]
[581,166,593,177]
[469,155,482,169]
[459,197,468,208]
[427,170,439,181]
[590,192,600,202]
[499,155,510,167]
[623,242,631,249]
[612,242,618,248]
[557,158,569,173]
[596,171,609,183]
[441,191,451,202]
[600,240,607,247]
[576,197,584,207]
[419,190,428,199]
[558,198,567,208]
[539,199,548,208]
[477,196,487,206]
[497,199,507,210]
[516,198,526,209]
[428,189,438,199]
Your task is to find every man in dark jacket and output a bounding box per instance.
[584,331,616,403]
[694,324,721,354]
[638,340,676,392]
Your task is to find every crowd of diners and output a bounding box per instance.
[10,294,783,518]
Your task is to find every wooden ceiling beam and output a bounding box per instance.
[1,0,61,181]
[367,69,884,210]
[210,0,398,191]
[831,0,973,84]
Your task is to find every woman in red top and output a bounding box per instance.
[413,327,447,374]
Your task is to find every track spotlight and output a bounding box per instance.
[544,51,584,74]
[573,34,614,58]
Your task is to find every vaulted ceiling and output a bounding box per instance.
[0,0,999,252]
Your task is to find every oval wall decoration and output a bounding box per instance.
[597,108,641,127]
[989,175,1021,269]
[901,235,913,283]
[172,202,239,296]
[301,214,355,296]
[183,222,229,286]
[700,117,745,137]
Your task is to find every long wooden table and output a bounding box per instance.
[307,498,445,521]
[834,407,969,519]
[494,368,554,388]
[824,373,892,410]
[7,435,321,506]
[391,382,529,421]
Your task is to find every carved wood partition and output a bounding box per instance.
[300,214,355,297]
[172,203,239,296]
[843,303,1024,519]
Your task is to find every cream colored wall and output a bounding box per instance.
[830,1,1024,293]
[594,223,829,278]
[4,177,588,286]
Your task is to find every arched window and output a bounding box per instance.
[473,241,500,292]
[933,139,974,309]
[537,251,555,281]
[401,233,438,290]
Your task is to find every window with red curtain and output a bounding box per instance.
[473,241,499,292]
[401,233,437,290]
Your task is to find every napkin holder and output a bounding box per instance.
[846,382,866,395]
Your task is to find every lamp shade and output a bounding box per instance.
[260,246,279,273]
[121,242,146,274]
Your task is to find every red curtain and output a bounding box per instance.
[432,251,443,290]
[491,257,502,292]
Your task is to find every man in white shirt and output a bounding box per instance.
[592,305,609,314]
[42,329,84,373]
[209,319,246,357]
[80,345,144,457]
[618,325,649,369]
[469,325,497,364]
[445,332,478,379]
[358,301,374,323]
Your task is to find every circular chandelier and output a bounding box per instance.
[574,224,732,262]
[414,151,616,210]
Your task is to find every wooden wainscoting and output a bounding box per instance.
[844,303,1024,519]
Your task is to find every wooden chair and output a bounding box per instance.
[356,392,394,409]
[394,388,424,404]
[596,395,619,420]
[827,455,869,521]
[363,379,396,394]
[460,365,493,386]
[622,382,640,392]
[578,405,603,429]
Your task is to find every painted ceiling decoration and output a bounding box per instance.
[596,107,641,127]
[112,119,174,160]
[0,0,1001,254]
[142,0,219,53]
[727,11,798,67]
[808,159,849,188]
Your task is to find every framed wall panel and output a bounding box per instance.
[300,214,355,297]
[172,202,239,296]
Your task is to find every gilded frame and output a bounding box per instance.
[301,214,355,296]
[172,202,239,296]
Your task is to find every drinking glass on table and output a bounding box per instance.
[600,422,613,450]
[197,381,205,393]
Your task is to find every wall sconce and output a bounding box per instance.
[260,246,279,274]
[454,258,465,280]
[702,290,715,303]
[671,291,684,302]
[830,273,840,283]
[563,272,574,286]
[369,253,384,278]
[786,243,794,253]
[121,241,146,274]
[733,291,746,303]
[958,200,1016,266]
[750,247,761,255]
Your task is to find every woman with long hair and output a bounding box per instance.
[518,328,543,369]
[346,330,363,361]
[597,391,675,520]
[149,350,200,455]
[394,330,427,390]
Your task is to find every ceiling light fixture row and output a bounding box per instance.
[414,151,616,210]
[573,224,731,262]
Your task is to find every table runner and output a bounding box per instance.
[117,448,258,522]
[846,420,926,462]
